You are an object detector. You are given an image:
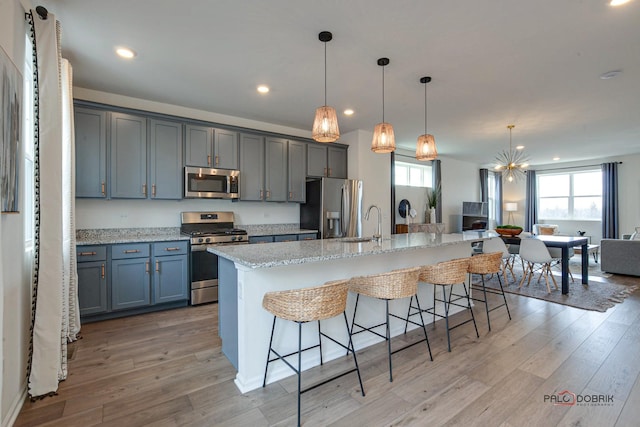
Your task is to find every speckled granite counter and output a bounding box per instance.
[76,227,189,245]
[239,223,318,237]
[209,231,494,269]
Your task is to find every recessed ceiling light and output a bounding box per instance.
[257,85,270,94]
[610,0,631,6]
[600,70,622,79]
[553,157,560,161]
[516,145,525,150]
[115,47,136,59]
[343,109,354,116]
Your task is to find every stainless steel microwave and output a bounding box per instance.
[184,167,239,199]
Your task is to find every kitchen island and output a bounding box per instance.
[209,231,494,393]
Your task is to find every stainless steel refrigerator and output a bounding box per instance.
[300,178,363,239]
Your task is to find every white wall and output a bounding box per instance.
[441,157,483,233]
[1,1,31,425]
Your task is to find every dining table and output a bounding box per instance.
[501,234,589,294]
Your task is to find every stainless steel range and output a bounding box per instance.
[181,211,248,305]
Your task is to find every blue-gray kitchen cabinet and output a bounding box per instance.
[110,243,151,311]
[307,144,347,178]
[110,112,148,198]
[214,129,239,170]
[150,119,183,199]
[287,140,306,202]
[185,125,239,170]
[265,137,288,202]
[76,245,108,316]
[152,241,189,303]
[75,107,107,198]
[239,133,265,201]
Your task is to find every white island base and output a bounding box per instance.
[213,233,489,393]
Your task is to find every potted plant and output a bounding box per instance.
[425,184,440,223]
[495,224,523,236]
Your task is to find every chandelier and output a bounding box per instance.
[494,125,528,182]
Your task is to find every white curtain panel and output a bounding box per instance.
[28,10,79,397]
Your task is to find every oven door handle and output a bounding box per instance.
[191,245,210,252]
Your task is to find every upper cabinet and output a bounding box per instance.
[184,125,238,170]
[265,137,287,202]
[149,119,183,199]
[307,144,347,178]
[239,133,265,201]
[110,112,148,199]
[287,140,306,202]
[75,107,107,198]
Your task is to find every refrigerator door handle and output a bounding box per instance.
[341,182,350,237]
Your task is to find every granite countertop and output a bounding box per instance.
[76,227,189,245]
[240,224,318,237]
[208,231,498,269]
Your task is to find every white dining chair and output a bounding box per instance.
[482,237,516,283]
[548,247,575,283]
[518,238,558,293]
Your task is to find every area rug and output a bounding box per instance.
[478,260,638,312]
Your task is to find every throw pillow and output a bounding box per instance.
[538,226,556,235]
[631,227,640,240]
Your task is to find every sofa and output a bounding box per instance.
[600,238,640,276]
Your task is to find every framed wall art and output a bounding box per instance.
[1,45,23,213]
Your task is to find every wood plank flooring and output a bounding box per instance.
[14,273,640,426]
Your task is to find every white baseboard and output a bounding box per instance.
[2,384,27,427]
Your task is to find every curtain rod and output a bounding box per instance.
[534,161,622,172]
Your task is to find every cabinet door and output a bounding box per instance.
[327,146,348,178]
[239,134,265,201]
[287,140,306,202]
[75,108,107,198]
[214,129,239,170]
[248,236,274,244]
[150,119,183,199]
[298,233,318,241]
[77,260,108,316]
[184,125,213,167]
[110,112,147,198]
[265,137,287,202]
[307,144,328,177]
[153,255,188,304]
[111,258,151,310]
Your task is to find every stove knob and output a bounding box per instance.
[237,236,244,241]
[205,237,211,243]
[198,238,204,243]
[231,236,237,241]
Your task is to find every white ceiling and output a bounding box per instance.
[39,0,640,167]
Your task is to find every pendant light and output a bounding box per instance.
[494,125,529,182]
[371,58,395,153]
[416,76,437,161]
[311,31,340,143]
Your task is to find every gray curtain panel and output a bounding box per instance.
[524,170,537,232]
[494,171,503,225]
[601,162,619,239]
[479,168,488,203]
[433,159,442,222]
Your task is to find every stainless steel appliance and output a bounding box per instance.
[184,166,239,199]
[180,211,247,305]
[300,178,363,239]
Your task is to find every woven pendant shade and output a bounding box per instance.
[371,122,396,153]
[312,105,340,143]
[416,133,437,161]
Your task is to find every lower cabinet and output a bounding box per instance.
[77,240,188,320]
[248,233,318,244]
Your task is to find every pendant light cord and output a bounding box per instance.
[382,65,385,122]
[323,41,327,106]
[424,82,428,134]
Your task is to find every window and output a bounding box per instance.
[537,170,602,220]
[394,160,432,187]
[24,35,34,250]
[487,172,498,227]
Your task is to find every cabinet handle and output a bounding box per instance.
[145,261,150,273]
[260,189,264,199]
[289,191,293,199]
[266,190,271,199]
[215,155,219,166]
[142,184,147,196]
[152,184,156,197]
[164,247,181,251]
[328,168,332,177]
[324,167,327,176]
[101,263,105,279]
[124,249,141,254]
[101,181,106,196]
[207,155,211,165]
[78,251,97,256]
[155,260,160,273]
[302,237,314,240]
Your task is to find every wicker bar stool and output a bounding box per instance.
[408,257,478,352]
[348,267,432,382]
[468,251,512,331]
[262,280,365,427]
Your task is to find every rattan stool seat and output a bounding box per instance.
[262,280,348,322]
[419,257,469,285]
[467,252,512,331]
[348,266,432,382]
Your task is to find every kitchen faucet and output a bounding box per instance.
[365,205,382,243]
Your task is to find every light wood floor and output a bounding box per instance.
[15,273,640,427]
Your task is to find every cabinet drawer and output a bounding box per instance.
[153,240,188,256]
[249,236,274,244]
[273,234,298,243]
[77,245,107,262]
[297,233,317,241]
[111,243,150,259]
